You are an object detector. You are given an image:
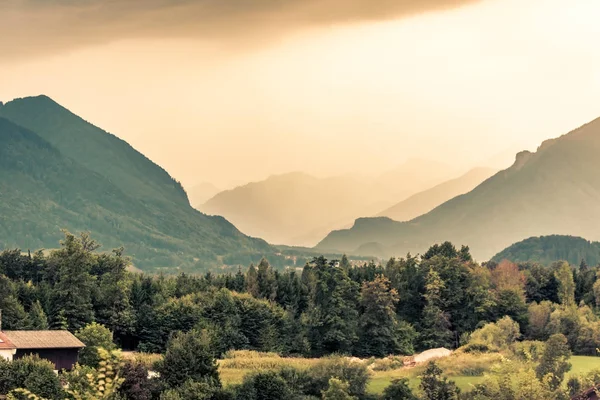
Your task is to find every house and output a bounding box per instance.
[0,330,85,371]
[573,387,600,400]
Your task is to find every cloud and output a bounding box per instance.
[0,0,479,61]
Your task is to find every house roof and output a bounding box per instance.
[0,332,16,350]
[2,331,85,349]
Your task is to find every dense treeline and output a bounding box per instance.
[3,234,600,356]
[4,233,600,399]
[491,235,600,267]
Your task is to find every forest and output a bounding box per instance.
[2,232,600,399]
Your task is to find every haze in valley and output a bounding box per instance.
[2,0,600,191]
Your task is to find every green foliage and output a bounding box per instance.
[0,355,63,400]
[381,378,417,400]
[420,362,460,400]
[321,378,356,400]
[492,235,600,266]
[419,269,453,349]
[308,356,370,399]
[157,329,220,389]
[305,257,359,356]
[0,100,274,271]
[29,300,49,330]
[357,275,415,357]
[233,371,292,400]
[66,348,125,400]
[465,316,520,353]
[76,322,117,367]
[536,333,572,390]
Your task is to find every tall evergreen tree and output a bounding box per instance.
[357,275,414,357]
[306,257,359,355]
[29,300,49,330]
[49,231,97,331]
[419,269,453,349]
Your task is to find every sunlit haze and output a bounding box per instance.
[2,0,600,189]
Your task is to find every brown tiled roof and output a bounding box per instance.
[0,332,16,350]
[2,331,85,349]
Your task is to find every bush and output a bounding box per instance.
[233,371,292,400]
[511,341,546,362]
[322,378,356,400]
[370,356,406,371]
[6,355,63,399]
[307,356,370,398]
[75,322,116,367]
[382,378,417,400]
[157,329,220,389]
[466,317,520,352]
[119,360,162,400]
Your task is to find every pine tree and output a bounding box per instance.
[257,258,277,300]
[419,269,453,349]
[420,362,460,400]
[246,263,259,297]
[358,275,414,357]
[50,231,97,331]
[29,301,49,330]
[306,257,359,355]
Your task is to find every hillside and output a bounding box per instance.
[491,235,600,266]
[199,162,456,247]
[317,116,600,260]
[377,167,496,221]
[0,97,273,271]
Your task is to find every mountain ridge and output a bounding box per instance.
[316,115,600,260]
[0,96,273,271]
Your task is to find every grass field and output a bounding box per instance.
[216,351,600,395]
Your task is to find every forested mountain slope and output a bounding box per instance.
[0,98,272,271]
[492,235,600,266]
[317,116,600,260]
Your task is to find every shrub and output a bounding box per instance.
[382,378,417,400]
[233,371,292,400]
[322,378,356,400]
[8,355,63,399]
[511,341,546,362]
[466,317,520,352]
[75,322,117,367]
[157,329,220,389]
[307,356,370,398]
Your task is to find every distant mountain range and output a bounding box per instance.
[492,235,600,267]
[0,95,273,271]
[316,116,600,260]
[377,167,496,221]
[187,182,221,207]
[199,160,464,246]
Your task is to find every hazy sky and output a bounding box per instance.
[2,0,600,188]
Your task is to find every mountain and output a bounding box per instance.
[374,158,461,200]
[200,172,384,246]
[0,96,272,271]
[187,182,221,206]
[377,167,496,221]
[491,235,600,266]
[317,116,600,260]
[199,160,456,247]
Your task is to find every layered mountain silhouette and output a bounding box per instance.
[199,162,459,247]
[317,116,600,260]
[377,167,496,221]
[0,96,272,270]
[187,182,221,207]
[492,235,600,266]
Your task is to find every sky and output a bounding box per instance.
[2,0,600,189]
